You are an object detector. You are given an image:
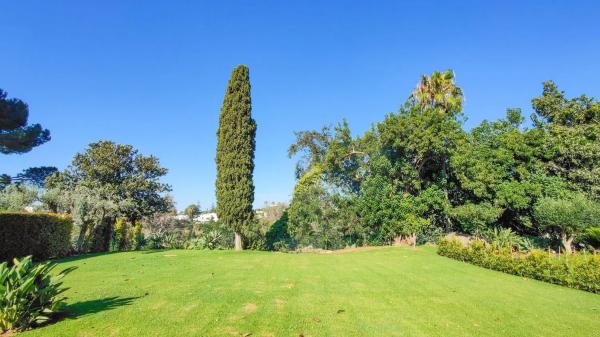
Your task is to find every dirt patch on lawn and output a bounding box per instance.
[274,298,286,309]
[244,303,257,313]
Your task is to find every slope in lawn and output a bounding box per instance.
[24,247,600,337]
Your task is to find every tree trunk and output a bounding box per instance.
[561,232,574,254]
[234,232,243,251]
[409,233,417,247]
[76,221,89,253]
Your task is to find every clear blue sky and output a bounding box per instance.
[1,1,599,211]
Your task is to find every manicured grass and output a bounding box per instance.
[24,247,600,337]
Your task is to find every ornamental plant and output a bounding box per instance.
[0,256,75,333]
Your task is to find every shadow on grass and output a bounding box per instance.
[66,296,140,318]
[36,296,140,330]
[141,249,168,254]
[55,251,120,263]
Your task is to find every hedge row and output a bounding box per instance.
[0,213,73,262]
[437,237,600,293]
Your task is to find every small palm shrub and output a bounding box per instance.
[585,227,600,248]
[0,256,75,333]
[484,228,522,251]
[162,232,184,249]
[147,232,167,249]
[183,230,231,250]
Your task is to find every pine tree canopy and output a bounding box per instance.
[0,89,50,154]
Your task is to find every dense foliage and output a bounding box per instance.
[215,65,257,250]
[0,184,40,212]
[0,89,50,154]
[438,237,600,293]
[0,256,75,332]
[284,71,600,252]
[0,167,58,191]
[0,213,73,261]
[534,193,600,254]
[43,141,171,253]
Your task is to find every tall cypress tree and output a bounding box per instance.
[215,65,256,250]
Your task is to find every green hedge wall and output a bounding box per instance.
[438,237,600,293]
[0,213,73,261]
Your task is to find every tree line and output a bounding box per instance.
[2,68,599,254]
[282,71,600,253]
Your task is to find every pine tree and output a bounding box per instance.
[215,65,256,250]
[0,89,50,154]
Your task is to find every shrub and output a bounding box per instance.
[585,227,600,248]
[264,211,295,251]
[0,256,75,332]
[534,194,600,254]
[145,223,233,251]
[483,228,522,251]
[145,231,185,249]
[0,213,73,262]
[417,225,445,245]
[438,237,600,293]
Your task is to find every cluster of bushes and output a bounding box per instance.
[0,213,73,261]
[144,221,233,250]
[438,237,600,293]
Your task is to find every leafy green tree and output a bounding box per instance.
[0,184,39,212]
[215,65,257,251]
[287,163,364,249]
[46,141,171,252]
[450,203,502,237]
[534,193,600,254]
[0,89,50,154]
[288,126,331,179]
[289,120,364,194]
[450,109,549,232]
[184,204,201,222]
[264,211,293,251]
[376,70,465,230]
[531,81,600,199]
[357,157,428,245]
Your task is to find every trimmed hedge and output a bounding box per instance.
[438,237,600,293]
[0,213,73,262]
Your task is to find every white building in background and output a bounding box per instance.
[195,212,218,223]
[173,214,189,221]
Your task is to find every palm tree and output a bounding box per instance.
[410,70,463,115]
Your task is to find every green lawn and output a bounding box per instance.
[24,247,600,337]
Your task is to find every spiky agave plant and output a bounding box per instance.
[0,256,75,332]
